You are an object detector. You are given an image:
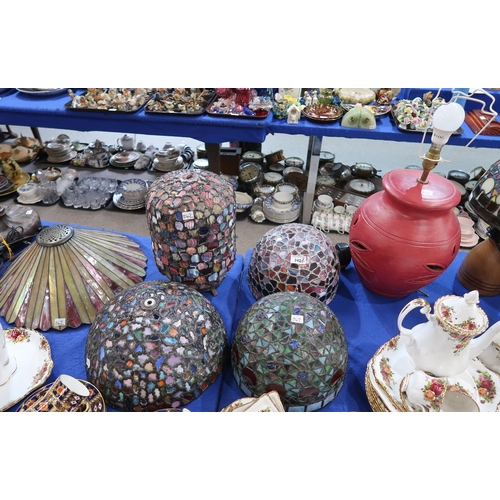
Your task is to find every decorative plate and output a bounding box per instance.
[112,152,141,164]
[0,328,54,412]
[369,334,500,412]
[119,178,148,195]
[302,104,343,123]
[113,192,145,210]
[0,172,30,197]
[18,379,106,412]
[16,88,68,96]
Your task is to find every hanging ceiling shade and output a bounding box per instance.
[0,224,147,331]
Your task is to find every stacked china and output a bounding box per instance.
[16,182,42,204]
[113,179,148,210]
[45,134,77,163]
[262,191,301,223]
[153,147,184,172]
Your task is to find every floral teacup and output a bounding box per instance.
[401,370,479,412]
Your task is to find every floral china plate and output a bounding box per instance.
[369,334,500,412]
[18,379,106,412]
[221,391,285,412]
[0,328,54,412]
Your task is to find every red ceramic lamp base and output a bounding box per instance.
[457,238,500,296]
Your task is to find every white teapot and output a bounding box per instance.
[397,291,500,377]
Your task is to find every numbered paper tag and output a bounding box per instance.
[291,314,304,324]
[54,317,66,327]
[291,255,309,265]
[182,211,194,221]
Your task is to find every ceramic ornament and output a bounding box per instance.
[146,169,236,293]
[85,280,227,411]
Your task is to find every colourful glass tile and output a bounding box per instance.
[146,170,237,292]
[85,280,227,411]
[248,223,341,304]
[231,291,348,412]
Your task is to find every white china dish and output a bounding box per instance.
[0,328,54,412]
[369,334,500,412]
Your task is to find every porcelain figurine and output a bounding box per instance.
[287,104,301,124]
[397,291,500,377]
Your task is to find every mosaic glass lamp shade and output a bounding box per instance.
[231,291,348,412]
[468,158,500,232]
[145,169,236,292]
[247,223,340,304]
[85,280,227,411]
[0,224,147,331]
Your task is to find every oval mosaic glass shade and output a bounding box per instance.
[248,223,340,304]
[145,169,237,292]
[85,280,227,411]
[0,224,147,331]
[231,291,348,412]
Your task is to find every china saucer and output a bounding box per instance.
[113,192,145,210]
[368,334,500,412]
[47,150,78,163]
[18,379,106,412]
[0,328,54,412]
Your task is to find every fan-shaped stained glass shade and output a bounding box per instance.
[0,224,147,331]
[231,291,348,412]
[248,223,340,304]
[85,280,227,411]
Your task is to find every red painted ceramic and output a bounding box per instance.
[349,169,461,297]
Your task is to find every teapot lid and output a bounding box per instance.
[434,291,489,336]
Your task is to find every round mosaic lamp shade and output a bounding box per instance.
[85,280,227,411]
[248,223,340,304]
[231,291,348,411]
[145,169,237,293]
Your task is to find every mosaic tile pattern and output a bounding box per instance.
[146,170,237,292]
[231,291,348,412]
[85,280,227,411]
[248,223,340,304]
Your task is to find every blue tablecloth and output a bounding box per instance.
[2,221,244,412]
[3,222,499,412]
[216,249,500,412]
[2,88,500,148]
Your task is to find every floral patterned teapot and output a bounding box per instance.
[397,291,500,377]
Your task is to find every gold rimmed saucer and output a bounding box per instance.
[18,379,106,412]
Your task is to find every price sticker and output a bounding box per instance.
[182,211,194,221]
[291,314,304,324]
[291,255,309,265]
[54,317,66,327]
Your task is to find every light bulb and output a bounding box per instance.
[431,102,465,146]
